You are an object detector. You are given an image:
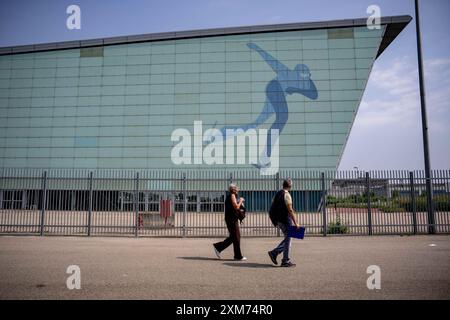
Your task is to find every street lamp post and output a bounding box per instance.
[414,0,435,234]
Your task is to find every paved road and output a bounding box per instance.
[0,235,449,299]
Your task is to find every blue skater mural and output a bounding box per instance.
[215,42,318,168]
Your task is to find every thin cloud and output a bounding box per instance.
[340,56,450,169]
[356,56,450,129]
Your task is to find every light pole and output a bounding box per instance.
[414,0,435,234]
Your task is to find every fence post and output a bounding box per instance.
[40,171,47,236]
[182,173,187,238]
[321,172,327,237]
[87,171,93,236]
[366,172,372,236]
[409,171,417,235]
[275,172,280,237]
[426,173,436,234]
[0,169,3,210]
[134,172,139,237]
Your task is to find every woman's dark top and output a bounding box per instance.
[225,193,238,223]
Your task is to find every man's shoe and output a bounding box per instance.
[213,245,221,259]
[268,251,278,265]
[235,257,247,261]
[280,261,296,267]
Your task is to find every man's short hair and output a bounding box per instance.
[283,178,292,189]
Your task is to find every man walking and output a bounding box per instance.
[268,178,301,267]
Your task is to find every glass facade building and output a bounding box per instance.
[0,16,411,173]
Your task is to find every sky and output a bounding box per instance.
[0,0,449,170]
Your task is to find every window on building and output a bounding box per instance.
[327,28,354,39]
[80,46,104,57]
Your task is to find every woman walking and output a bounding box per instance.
[213,183,247,261]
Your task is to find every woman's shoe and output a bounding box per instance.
[213,245,221,259]
[235,257,247,261]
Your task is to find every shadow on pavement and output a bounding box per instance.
[178,256,234,262]
[222,262,276,268]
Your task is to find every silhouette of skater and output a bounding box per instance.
[216,42,318,168]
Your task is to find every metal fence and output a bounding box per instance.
[0,169,449,237]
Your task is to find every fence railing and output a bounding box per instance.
[0,169,449,237]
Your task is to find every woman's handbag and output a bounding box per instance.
[236,204,246,223]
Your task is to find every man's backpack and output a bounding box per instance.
[268,206,278,226]
[269,190,286,226]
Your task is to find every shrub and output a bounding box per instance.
[327,217,348,234]
[334,202,369,209]
[378,204,405,213]
[327,195,450,212]
[395,195,450,212]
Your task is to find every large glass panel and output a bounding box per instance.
[0,25,385,171]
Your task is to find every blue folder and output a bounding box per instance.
[287,226,305,239]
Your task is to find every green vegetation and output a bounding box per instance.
[327,217,348,234]
[396,195,450,212]
[327,193,450,213]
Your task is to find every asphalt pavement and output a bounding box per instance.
[0,235,449,299]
